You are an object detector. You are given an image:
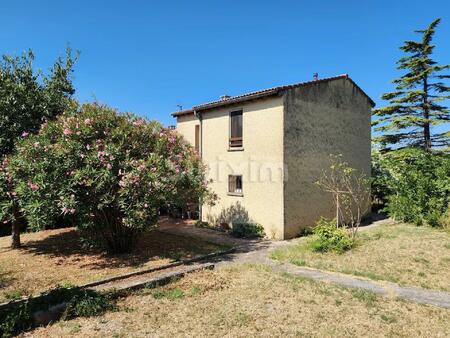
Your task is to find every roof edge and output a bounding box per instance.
[171,74,375,117]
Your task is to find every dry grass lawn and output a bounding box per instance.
[27,264,450,337]
[271,223,450,291]
[0,227,225,303]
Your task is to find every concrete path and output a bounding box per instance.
[159,217,450,310]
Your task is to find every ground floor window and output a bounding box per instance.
[228,175,243,195]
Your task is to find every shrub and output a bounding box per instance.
[0,287,115,337]
[316,154,370,239]
[0,103,214,253]
[62,290,115,319]
[372,148,450,227]
[194,220,211,229]
[230,222,265,238]
[310,218,353,253]
[440,204,450,230]
[0,303,32,338]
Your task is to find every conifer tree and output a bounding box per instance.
[373,18,450,151]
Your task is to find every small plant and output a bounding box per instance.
[350,288,378,307]
[152,288,184,300]
[316,154,370,239]
[4,289,25,301]
[63,290,115,319]
[298,226,314,237]
[194,220,211,229]
[0,303,32,338]
[230,222,265,239]
[310,218,353,253]
[0,286,116,337]
[291,258,306,266]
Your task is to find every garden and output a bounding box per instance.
[0,18,449,338]
[0,226,225,303]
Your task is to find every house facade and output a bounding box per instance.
[173,75,374,239]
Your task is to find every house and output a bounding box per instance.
[172,74,374,239]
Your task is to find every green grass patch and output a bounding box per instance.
[340,269,400,283]
[291,258,306,266]
[152,288,185,300]
[4,290,26,301]
[380,312,397,324]
[350,288,378,307]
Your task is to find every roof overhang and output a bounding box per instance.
[171,74,375,117]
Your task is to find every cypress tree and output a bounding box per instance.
[373,18,450,151]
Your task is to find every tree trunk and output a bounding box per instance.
[423,76,432,151]
[11,205,22,249]
[11,219,21,248]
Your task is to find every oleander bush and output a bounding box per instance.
[0,103,214,253]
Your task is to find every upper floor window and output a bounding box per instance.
[229,110,243,148]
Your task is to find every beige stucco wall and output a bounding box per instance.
[176,97,285,239]
[175,114,199,146]
[283,78,372,238]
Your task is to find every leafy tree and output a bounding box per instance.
[0,104,214,253]
[0,48,77,247]
[372,148,450,226]
[373,18,450,151]
[0,48,77,156]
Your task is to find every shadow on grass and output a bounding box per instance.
[18,228,223,270]
[0,270,16,289]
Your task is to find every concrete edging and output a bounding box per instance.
[0,247,234,311]
[32,263,215,327]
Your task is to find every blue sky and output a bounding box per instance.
[1,0,450,129]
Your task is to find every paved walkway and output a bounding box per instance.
[159,217,450,310]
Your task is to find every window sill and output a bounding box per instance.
[228,147,244,152]
[227,192,243,197]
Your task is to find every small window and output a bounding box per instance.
[229,110,243,148]
[228,175,243,195]
[194,124,200,153]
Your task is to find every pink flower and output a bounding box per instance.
[22,132,29,137]
[63,128,72,136]
[84,118,92,125]
[133,119,145,127]
[106,163,112,170]
[144,203,148,208]
[27,181,39,192]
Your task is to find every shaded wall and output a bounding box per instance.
[283,78,372,238]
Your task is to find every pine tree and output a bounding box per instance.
[373,18,450,151]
